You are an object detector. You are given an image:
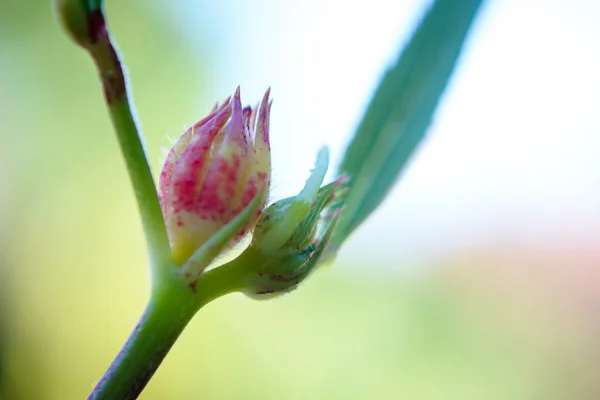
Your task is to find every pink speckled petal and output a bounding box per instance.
[221,87,249,148]
[242,106,253,133]
[160,98,235,217]
[168,102,232,219]
[253,89,272,193]
[194,88,252,224]
[159,127,193,216]
[255,88,271,151]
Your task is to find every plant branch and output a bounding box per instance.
[87,282,195,400]
[87,263,247,400]
[84,8,172,273]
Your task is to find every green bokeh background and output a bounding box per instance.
[1,1,600,399]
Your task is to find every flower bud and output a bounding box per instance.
[54,0,102,48]
[236,149,347,298]
[159,87,271,265]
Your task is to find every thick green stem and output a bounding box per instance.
[87,281,196,400]
[86,9,172,273]
[87,263,248,400]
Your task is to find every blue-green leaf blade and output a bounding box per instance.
[332,0,485,249]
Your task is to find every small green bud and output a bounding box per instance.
[241,248,315,299]
[53,0,103,47]
[238,149,347,299]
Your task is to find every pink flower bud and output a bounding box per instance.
[159,87,271,265]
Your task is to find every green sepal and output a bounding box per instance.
[241,204,342,300]
[238,176,344,299]
[288,182,338,250]
[252,147,329,254]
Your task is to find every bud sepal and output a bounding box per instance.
[226,148,347,299]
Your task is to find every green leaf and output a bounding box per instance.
[332,0,485,249]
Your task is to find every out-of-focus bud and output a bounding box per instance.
[159,87,271,265]
[53,0,102,47]
[237,148,347,298]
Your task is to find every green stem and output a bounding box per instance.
[87,280,196,400]
[85,8,172,273]
[87,263,248,400]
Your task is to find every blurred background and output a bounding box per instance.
[1,0,600,398]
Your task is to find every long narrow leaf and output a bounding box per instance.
[332,0,485,249]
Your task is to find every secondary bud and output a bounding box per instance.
[237,149,347,298]
[159,87,271,265]
[54,0,103,48]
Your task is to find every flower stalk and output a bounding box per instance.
[87,262,249,400]
[56,0,172,272]
[87,281,196,400]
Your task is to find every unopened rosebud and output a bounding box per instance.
[159,87,271,265]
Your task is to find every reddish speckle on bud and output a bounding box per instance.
[159,87,272,264]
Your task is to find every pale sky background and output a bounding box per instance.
[171,0,600,266]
